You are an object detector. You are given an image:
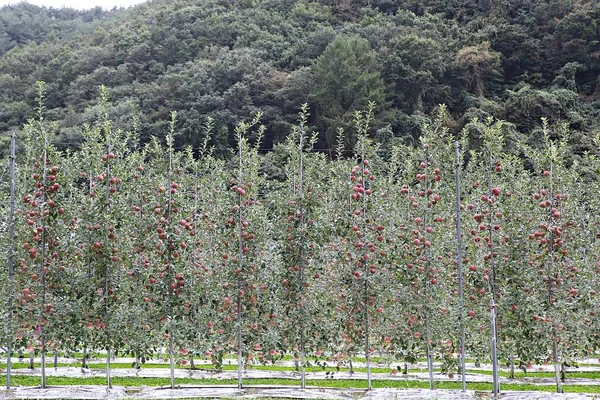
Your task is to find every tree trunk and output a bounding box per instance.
[82,348,88,369]
[349,357,353,375]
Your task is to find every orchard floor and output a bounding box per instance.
[2,357,600,399]
[1,386,600,400]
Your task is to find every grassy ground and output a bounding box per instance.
[8,362,600,380]
[1,375,600,394]
[470,369,600,379]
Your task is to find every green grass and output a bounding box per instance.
[9,361,600,380]
[8,362,600,379]
[1,375,600,394]
[470,369,600,379]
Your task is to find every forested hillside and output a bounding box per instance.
[0,0,598,157]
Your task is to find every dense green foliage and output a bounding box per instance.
[1,86,600,395]
[0,0,598,156]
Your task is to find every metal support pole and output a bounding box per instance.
[166,116,177,390]
[104,141,112,389]
[298,124,306,390]
[547,161,563,394]
[487,149,499,397]
[455,141,466,392]
[236,131,244,390]
[6,133,16,389]
[360,138,372,391]
[491,299,499,396]
[40,134,48,389]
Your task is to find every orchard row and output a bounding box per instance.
[1,100,599,391]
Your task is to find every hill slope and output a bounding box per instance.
[0,0,598,155]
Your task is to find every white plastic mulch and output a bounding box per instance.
[1,386,599,400]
